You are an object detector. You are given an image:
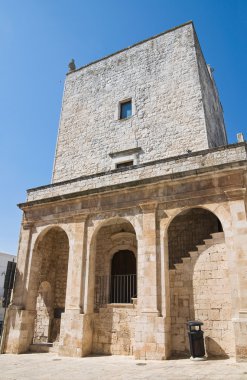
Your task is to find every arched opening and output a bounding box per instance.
[167,208,232,358]
[93,219,137,309]
[110,250,137,303]
[168,208,223,269]
[32,227,69,345]
[91,218,138,356]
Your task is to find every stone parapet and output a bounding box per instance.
[25,143,247,203]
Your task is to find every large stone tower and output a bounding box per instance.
[3,22,247,361]
[52,21,227,183]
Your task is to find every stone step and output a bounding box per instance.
[29,342,53,353]
[174,232,225,272]
[203,238,214,247]
[196,244,207,253]
[211,232,225,239]
[182,257,191,264]
[174,263,183,271]
[189,251,199,260]
[211,232,225,243]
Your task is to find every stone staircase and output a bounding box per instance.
[172,232,225,271]
[29,341,59,353]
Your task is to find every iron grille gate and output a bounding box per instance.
[94,274,137,309]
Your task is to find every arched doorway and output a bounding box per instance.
[110,250,137,303]
[32,227,69,345]
[167,208,233,358]
[91,218,138,355]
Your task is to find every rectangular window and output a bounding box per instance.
[120,100,132,119]
[116,160,133,169]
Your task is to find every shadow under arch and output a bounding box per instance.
[167,207,223,269]
[164,205,226,236]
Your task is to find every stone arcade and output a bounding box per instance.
[3,21,247,360]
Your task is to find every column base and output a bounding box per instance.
[134,313,169,360]
[233,316,247,361]
[58,310,93,357]
[3,307,35,354]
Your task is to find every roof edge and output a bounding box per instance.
[67,20,194,76]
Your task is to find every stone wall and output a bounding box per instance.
[52,22,226,183]
[169,233,235,358]
[92,305,137,355]
[27,143,247,202]
[194,31,227,148]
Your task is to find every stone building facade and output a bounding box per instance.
[3,21,247,361]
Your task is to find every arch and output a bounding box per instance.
[28,226,70,345]
[111,250,136,275]
[164,205,227,235]
[89,216,139,356]
[89,216,138,254]
[166,206,231,358]
[167,207,223,269]
[32,224,71,251]
[86,216,138,313]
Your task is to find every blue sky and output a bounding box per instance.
[0,0,246,254]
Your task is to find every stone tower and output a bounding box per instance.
[3,21,247,361]
[52,21,227,182]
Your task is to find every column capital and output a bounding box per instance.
[22,221,34,230]
[72,213,89,223]
[225,188,246,201]
[139,201,158,213]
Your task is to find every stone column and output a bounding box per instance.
[159,216,172,357]
[225,189,247,361]
[134,202,167,360]
[59,215,93,357]
[3,220,36,353]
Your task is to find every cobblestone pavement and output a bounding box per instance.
[1,354,247,380]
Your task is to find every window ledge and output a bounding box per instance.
[118,115,133,122]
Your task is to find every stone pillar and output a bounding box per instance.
[59,215,93,357]
[134,202,167,360]
[225,189,247,361]
[3,220,36,353]
[159,216,172,358]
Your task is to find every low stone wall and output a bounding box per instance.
[92,305,138,355]
[26,144,246,202]
[169,233,235,358]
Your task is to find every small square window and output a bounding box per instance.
[120,100,132,119]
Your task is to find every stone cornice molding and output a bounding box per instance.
[23,211,89,226]
[22,221,34,230]
[224,188,246,201]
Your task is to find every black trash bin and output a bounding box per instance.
[187,321,205,359]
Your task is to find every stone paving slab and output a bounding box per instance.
[1,354,247,380]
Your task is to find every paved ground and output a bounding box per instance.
[1,353,247,380]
